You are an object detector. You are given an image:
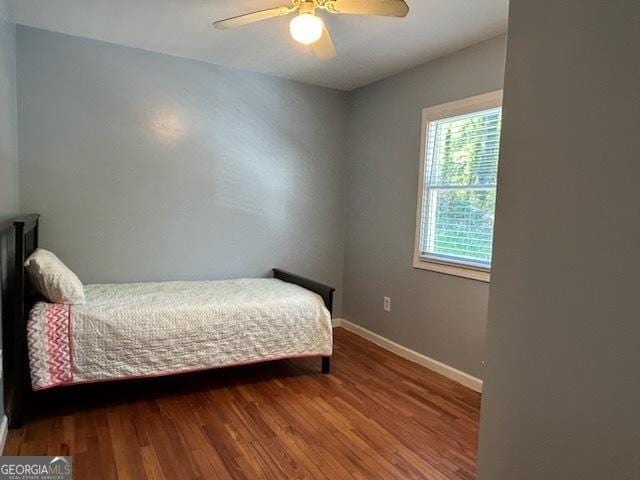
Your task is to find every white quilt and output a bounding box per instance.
[27,278,333,390]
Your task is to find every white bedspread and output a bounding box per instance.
[28,278,333,390]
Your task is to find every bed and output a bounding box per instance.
[0,214,335,427]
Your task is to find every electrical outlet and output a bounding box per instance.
[383,296,391,312]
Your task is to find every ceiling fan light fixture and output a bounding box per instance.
[289,13,324,45]
[213,0,410,60]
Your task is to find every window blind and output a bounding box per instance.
[419,107,502,268]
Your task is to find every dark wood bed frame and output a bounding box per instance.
[0,214,334,428]
[0,214,39,429]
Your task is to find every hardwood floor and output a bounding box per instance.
[6,327,481,479]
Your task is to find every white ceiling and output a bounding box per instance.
[9,0,508,91]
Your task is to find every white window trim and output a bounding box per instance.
[413,90,503,283]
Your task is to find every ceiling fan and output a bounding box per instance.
[213,0,410,60]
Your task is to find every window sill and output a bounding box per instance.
[413,258,491,282]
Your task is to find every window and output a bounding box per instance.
[414,91,503,282]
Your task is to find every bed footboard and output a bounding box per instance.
[272,269,335,314]
[272,269,334,374]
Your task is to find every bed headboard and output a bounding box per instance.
[0,214,39,428]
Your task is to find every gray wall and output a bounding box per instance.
[342,36,506,378]
[0,0,18,417]
[477,0,640,479]
[17,27,349,313]
[0,0,19,220]
[16,28,509,379]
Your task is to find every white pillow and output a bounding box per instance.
[24,248,85,304]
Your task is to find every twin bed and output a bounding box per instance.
[0,215,334,427]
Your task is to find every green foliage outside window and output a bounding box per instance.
[424,109,502,265]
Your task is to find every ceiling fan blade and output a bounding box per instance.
[325,0,409,17]
[313,26,336,60]
[213,6,293,29]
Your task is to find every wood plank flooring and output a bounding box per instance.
[6,327,481,479]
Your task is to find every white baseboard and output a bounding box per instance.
[0,415,7,454]
[333,318,483,392]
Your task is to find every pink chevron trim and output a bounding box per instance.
[43,304,73,385]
